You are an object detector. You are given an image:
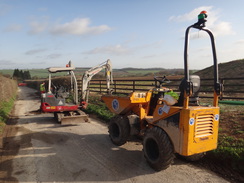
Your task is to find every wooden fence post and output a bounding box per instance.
[99,80,102,93]
[114,80,117,94]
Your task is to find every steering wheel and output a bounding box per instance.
[154,75,170,87]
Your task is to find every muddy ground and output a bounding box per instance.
[0,87,236,182]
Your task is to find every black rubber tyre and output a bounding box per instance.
[180,153,205,162]
[108,115,130,146]
[143,127,175,171]
[53,112,62,123]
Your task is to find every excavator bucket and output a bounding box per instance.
[55,110,90,125]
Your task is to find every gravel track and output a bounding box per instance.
[0,87,230,183]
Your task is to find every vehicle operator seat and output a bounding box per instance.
[178,75,200,106]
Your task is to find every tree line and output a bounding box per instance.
[12,69,31,80]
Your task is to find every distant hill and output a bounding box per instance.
[0,59,243,79]
[194,59,244,79]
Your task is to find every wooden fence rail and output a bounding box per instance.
[78,77,244,100]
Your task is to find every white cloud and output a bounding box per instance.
[211,21,235,36]
[28,17,111,36]
[83,41,164,56]
[234,39,244,45]
[25,49,46,55]
[46,53,62,59]
[139,41,164,49]
[169,6,213,22]
[29,61,46,65]
[169,6,234,37]
[83,44,132,55]
[49,18,111,36]
[142,54,158,59]
[3,24,22,32]
[28,21,48,35]
[0,59,15,65]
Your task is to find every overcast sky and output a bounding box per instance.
[0,0,243,70]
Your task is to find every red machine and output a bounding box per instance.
[40,60,113,125]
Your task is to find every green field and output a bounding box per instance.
[0,68,172,79]
[0,69,84,79]
[1,59,243,80]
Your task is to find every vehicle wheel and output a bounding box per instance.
[54,112,62,123]
[143,126,175,171]
[108,115,130,146]
[180,153,205,162]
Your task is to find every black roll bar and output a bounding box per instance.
[184,25,222,96]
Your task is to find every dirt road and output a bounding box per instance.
[0,87,230,183]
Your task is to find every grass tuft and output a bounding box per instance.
[0,97,15,133]
[84,95,114,122]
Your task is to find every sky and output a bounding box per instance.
[0,0,243,70]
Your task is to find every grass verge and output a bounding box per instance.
[83,95,114,122]
[0,97,16,134]
[210,134,244,172]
